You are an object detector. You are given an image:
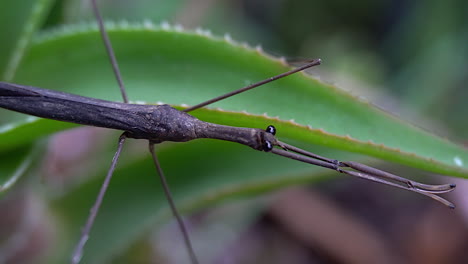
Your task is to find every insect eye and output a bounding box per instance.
[265,125,276,135]
[264,140,273,152]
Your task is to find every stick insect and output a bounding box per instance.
[0,0,457,263]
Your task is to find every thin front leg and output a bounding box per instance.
[90,0,128,103]
[149,143,199,264]
[183,59,321,112]
[71,133,127,264]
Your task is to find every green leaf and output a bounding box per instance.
[0,0,56,81]
[2,22,466,177]
[0,144,36,193]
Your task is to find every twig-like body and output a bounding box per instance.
[0,81,455,208]
[0,82,271,149]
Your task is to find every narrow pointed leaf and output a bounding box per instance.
[0,22,465,177]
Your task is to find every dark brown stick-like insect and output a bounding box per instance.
[0,1,456,263]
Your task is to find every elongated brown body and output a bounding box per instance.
[0,81,455,208]
[0,81,274,150]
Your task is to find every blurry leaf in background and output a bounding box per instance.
[0,0,55,81]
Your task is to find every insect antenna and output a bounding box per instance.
[72,1,199,263]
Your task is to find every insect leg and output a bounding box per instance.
[149,143,199,264]
[90,0,128,103]
[71,133,127,264]
[270,141,455,209]
[183,59,321,112]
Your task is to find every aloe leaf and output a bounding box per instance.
[0,22,465,177]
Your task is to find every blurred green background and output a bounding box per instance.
[1,0,467,263]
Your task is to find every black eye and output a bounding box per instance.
[265,125,276,135]
[264,140,273,152]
